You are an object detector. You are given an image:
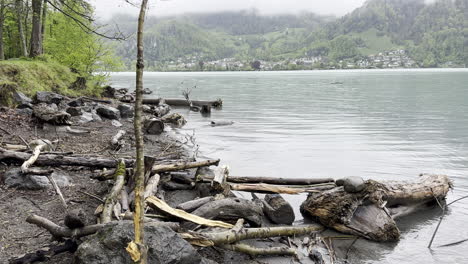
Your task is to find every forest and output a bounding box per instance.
[111,0,467,70]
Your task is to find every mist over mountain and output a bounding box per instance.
[108,0,467,70]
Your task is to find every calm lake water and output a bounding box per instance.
[110,69,468,264]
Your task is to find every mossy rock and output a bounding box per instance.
[0,83,18,107]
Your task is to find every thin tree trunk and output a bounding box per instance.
[16,0,28,57]
[0,0,5,60]
[130,0,149,263]
[41,0,47,52]
[30,0,43,57]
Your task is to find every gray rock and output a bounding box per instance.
[343,176,365,193]
[72,112,93,124]
[4,168,72,190]
[16,108,33,116]
[111,120,122,127]
[75,221,208,264]
[17,103,33,109]
[96,105,120,120]
[64,208,87,229]
[13,91,32,105]
[34,91,64,104]
[68,98,84,107]
[263,194,295,225]
[66,107,83,117]
[117,104,133,118]
[91,110,102,122]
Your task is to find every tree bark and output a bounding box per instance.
[0,0,5,60]
[176,196,214,212]
[15,0,28,57]
[41,0,47,51]
[131,1,149,263]
[30,0,43,57]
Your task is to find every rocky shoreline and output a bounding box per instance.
[0,89,451,264]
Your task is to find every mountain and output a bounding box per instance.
[109,0,467,70]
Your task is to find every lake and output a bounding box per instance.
[110,69,468,263]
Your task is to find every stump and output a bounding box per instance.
[144,118,165,135]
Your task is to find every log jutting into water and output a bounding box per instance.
[222,176,335,185]
[300,174,451,242]
[142,98,222,108]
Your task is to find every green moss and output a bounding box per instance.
[0,59,104,100]
[114,160,126,180]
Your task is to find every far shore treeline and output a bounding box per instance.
[109,0,467,71]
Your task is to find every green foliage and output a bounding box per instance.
[0,59,93,97]
[43,5,122,78]
[329,35,360,60]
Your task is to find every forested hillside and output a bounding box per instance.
[112,0,467,70]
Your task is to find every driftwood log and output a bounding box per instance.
[229,182,335,194]
[300,174,451,242]
[186,197,264,229]
[152,159,220,174]
[144,118,165,135]
[0,147,134,168]
[217,176,335,185]
[176,196,215,212]
[101,160,126,224]
[143,98,222,108]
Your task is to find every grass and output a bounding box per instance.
[0,59,104,106]
[351,28,402,55]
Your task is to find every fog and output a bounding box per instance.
[90,0,366,19]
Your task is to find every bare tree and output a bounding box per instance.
[127,0,149,263]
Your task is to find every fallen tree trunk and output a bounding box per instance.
[143,98,222,108]
[182,223,322,247]
[101,160,126,224]
[146,196,233,229]
[220,243,296,256]
[0,147,134,168]
[152,159,220,174]
[215,176,335,185]
[300,174,451,242]
[185,197,264,229]
[176,196,214,212]
[229,183,335,194]
[26,214,104,238]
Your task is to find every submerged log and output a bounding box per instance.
[300,174,451,242]
[143,98,222,108]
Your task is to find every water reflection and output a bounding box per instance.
[111,69,468,264]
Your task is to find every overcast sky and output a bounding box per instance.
[90,0,367,20]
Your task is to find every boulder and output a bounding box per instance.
[4,168,72,190]
[68,98,85,107]
[64,208,88,229]
[263,194,295,225]
[74,221,210,264]
[91,109,102,122]
[34,91,64,105]
[17,103,33,109]
[13,91,32,105]
[66,107,83,117]
[96,105,120,120]
[72,111,94,124]
[117,104,134,118]
[340,176,365,193]
[162,113,187,128]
